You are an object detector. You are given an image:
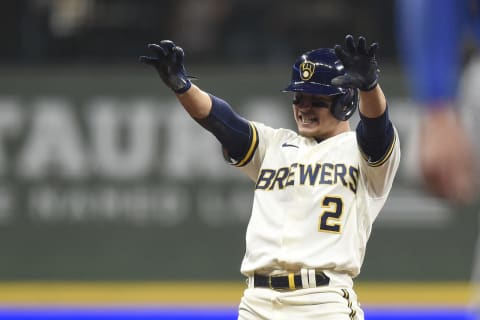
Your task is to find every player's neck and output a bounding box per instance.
[315,121,351,142]
[314,121,351,143]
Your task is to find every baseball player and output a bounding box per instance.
[140,34,400,320]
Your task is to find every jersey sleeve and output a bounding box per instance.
[358,126,401,199]
[233,121,277,181]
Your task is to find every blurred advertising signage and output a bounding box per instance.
[0,97,261,227]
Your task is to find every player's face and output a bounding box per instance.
[292,93,345,140]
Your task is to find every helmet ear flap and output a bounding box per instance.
[330,89,359,121]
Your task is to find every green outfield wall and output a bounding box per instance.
[0,65,476,282]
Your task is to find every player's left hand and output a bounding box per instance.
[331,35,379,91]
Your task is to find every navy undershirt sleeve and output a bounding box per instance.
[195,94,251,161]
[355,106,394,163]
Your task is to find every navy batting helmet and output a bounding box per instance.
[283,48,358,121]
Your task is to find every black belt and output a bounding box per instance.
[253,271,330,290]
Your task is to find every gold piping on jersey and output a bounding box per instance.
[342,289,357,320]
[288,273,295,289]
[361,131,397,167]
[234,122,259,167]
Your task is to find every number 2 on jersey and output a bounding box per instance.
[319,196,344,233]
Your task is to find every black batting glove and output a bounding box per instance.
[139,40,195,94]
[331,35,379,91]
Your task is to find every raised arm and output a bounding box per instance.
[139,41,211,119]
[139,41,255,165]
[332,35,394,165]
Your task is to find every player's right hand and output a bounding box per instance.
[139,40,193,94]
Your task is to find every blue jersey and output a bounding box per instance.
[396,0,480,108]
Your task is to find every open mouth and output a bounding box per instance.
[298,113,318,125]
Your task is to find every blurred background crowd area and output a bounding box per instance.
[0,0,477,282]
[3,0,396,65]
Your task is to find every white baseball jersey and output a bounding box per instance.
[233,121,400,280]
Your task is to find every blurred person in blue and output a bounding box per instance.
[396,0,479,203]
[396,0,480,311]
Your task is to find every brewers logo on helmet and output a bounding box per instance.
[300,61,315,81]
